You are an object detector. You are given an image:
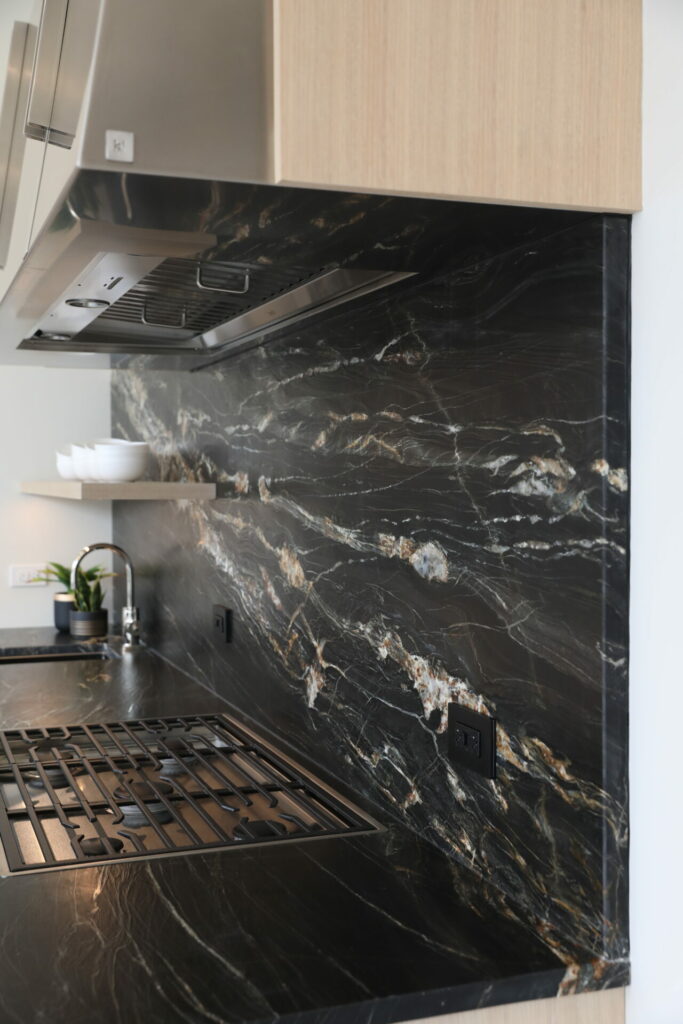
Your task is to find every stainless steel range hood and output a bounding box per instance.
[0,0,415,368]
[19,251,412,361]
[1,161,420,368]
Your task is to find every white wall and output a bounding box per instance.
[628,2,683,1021]
[0,366,111,627]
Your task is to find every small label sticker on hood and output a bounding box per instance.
[105,130,134,163]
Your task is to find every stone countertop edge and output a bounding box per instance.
[266,966,629,1024]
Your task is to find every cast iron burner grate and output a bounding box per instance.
[0,713,379,875]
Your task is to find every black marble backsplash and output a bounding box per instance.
[112,207,629,969]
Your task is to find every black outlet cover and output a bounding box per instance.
[213,605,232,643]
[447,704,496,779]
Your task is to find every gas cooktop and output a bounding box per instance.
[0,713,379,875]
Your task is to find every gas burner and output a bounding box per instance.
[154,735,200,773]
[112,778,174,802]
[12,736,71,757]
[111,779,174,827]
[141,729,202,747]
[29,737,70,755]
[2,735,82,789]
[233,818,289,841]
[80,836,124,857]
[24,765,75,789]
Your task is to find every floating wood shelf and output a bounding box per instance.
[21,481,216,501]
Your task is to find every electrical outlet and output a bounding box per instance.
[448,704,496,778]
[452,722,481,757]
[8,565,46,588]
[213,605,232,643]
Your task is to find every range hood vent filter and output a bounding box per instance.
[99,258,322,338]
[23,256,415,362]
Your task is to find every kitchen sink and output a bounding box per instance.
[0,644,111,664]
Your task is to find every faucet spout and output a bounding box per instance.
[70,543,140,647]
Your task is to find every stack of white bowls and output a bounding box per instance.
[57,439,150,483]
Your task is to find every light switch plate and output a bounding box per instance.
[8,565,46,587]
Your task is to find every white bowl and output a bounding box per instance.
[94,437,149,448]
[71,444,95,481]
[96,457,147,476]
[93,446,147,482]
[95,463,146,483]
[56,450,77,480]
[86,448,102,480]
[94,440,149,454]
[95,448,148,466]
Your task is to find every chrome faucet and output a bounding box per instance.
[70,543,141,647]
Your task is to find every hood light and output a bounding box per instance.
[36,331,71,342]
[66,298,110,309]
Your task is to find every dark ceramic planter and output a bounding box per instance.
[69,609,108,638]
[53,592,76,632]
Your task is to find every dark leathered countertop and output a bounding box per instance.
[0,628,626,1024]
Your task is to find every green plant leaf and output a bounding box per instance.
[35,559,115,599]
[47,562,72,589]
[83,564,117,583]
[75,571,90,612]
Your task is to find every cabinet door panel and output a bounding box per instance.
[277,0,641,212]
[0,0,42,303]
[398,987,624,1024]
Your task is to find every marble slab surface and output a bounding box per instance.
[112,212,630,970]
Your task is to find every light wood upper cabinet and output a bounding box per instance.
[275,0,642,212]
[399,988,624,1024]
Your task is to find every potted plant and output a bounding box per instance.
[69,569,113,638]
[31,562,113,633]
